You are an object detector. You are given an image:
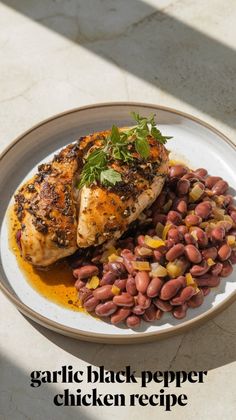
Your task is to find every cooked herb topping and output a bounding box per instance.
[78,113,171,188]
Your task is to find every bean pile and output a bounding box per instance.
[71,164,236,328]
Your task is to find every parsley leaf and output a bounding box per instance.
[100,168,122,186]
[135,137,150,158]
[78,112,171,189]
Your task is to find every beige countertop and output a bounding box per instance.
[1,1,236,419]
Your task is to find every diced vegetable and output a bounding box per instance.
[162,199,173,214]
[137,247,153,256]
[166,259,185,278]
[86,276,100,289]
[111,285,121,295]
[144,235,165,249]
[189,184,204,202]
[100,246,118,263]
[186,272,197,288]
[227,235,236,247]
[108,253,124,263]
[207,258,215,267]
[155,222,164,237]
[162,223,172,240]
[150,262,168,277]
[132,261,151,271]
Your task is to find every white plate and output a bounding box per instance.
[0,102,236,343]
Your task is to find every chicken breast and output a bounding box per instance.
[77,131,169,247]
[14,126,169,267]
[14,144,79,266]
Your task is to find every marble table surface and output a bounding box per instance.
[1,1,236,419]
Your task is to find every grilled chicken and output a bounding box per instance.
[14,128,169,267]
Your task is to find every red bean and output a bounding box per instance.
[79,287,93,304]
[107,261,127,278]
[137,292,151,309]
[185,214,202,227]
[196,275,220,287]
[169,165,187,178]
[184,245,202,263]
[168,228,183,244]
[220,261,233,277]
[126,315,141,328]
[167,211,182,225]
[205,176,222,189]
[172,304,188,319]
[184,233,197,246]
[195,202,212,219]
[126,276,138,296]
[166,243,185,261]
[175,199,188,215]
[193,227,208,248]
[194,168,208,178]
[212,180,229,195]
[171,286,196,305]
[143,304,157,322]
[100,271,117,286]
[153,297,173,312]
[83,296,100,312]
[156,309,163,319]
[211,226,225,242]
[224,195,234,207]
[74,279,86,290]
[114,279,127,291]
[111,308,131,324]
[135,271,150,293]
[132,305,145,315]
[113,293,134,307]
[73,265,99,279]
[159,276,186,300]
[177,179,190,196]
[147,277,164,298]
[153,249,165,263]
[95,301,118,317]
[93,285,114,300]
[121,249,136,274]
[202,247,217,260]
[210,262,223,276]
[177,225,188,235]
[187,289,204,308]
[218,244,232,261]
[190,260,209,276]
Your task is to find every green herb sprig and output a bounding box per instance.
[78,112,171,188]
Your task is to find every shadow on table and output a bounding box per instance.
[1,0,236,129]
[27,298,236,376]
[0,354,93,420]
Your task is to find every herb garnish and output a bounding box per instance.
[78,113,171,188]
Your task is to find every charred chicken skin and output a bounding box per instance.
[14,118,169,267]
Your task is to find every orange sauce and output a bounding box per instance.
[8,206,84,312]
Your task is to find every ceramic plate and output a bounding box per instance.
[1,103,236,343]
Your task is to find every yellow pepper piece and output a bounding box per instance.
[227,235,236,247]
[86,276,100,289]
[186,272,198,289]
[144,235,165,249]
[132,261,151,271]
[189,184,203,202]
[162,223,172,240]
[166,260,184,278]
[111,285,120,295]
[207,258,215,267]
[108,254,123,263]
